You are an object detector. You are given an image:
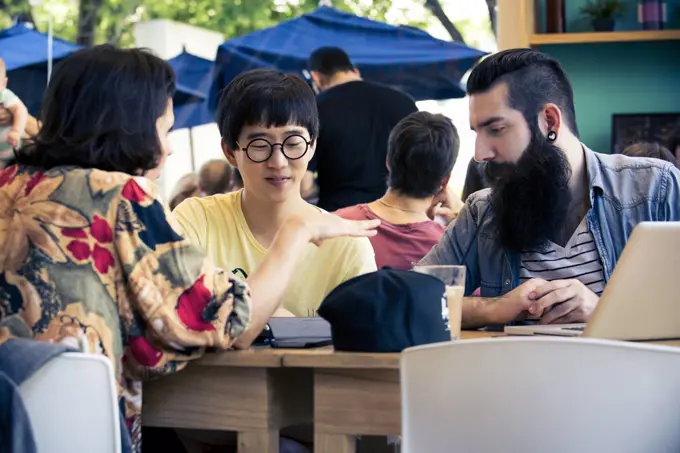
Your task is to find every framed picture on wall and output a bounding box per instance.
[611,113,680,154]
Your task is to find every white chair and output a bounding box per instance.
[18,352,122,453]
[401,337,680,453]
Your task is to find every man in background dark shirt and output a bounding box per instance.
[306,47,418,211]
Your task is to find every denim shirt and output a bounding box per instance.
[419,147,680,297]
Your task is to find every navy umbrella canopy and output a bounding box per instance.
[0,23,80,71]
[0,25,208,119]
[0,23,81,116]
[169,50,214,130]
[209,6,488,112]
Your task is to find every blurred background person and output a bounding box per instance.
[669,127,680,163]
[198,158,235,196]
[170,160,237,211]
[622,142,678,168]
[169,172,200,211]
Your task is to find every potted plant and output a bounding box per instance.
[580,0,626,32]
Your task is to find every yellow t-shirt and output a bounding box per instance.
[172,190,377,316]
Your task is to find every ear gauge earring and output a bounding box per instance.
[547,130,557,142]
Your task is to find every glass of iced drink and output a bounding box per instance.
[412,265,466,340]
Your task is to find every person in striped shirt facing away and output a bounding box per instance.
[419,49,680,328]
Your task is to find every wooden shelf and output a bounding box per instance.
[530,29,680,46]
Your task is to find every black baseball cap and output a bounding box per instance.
[318,268,449,353]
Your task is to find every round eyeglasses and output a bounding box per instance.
[236,135,312,163]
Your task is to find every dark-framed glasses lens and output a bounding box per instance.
[282,135,309,159]
[246,139,272,162]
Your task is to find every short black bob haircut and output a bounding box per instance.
[16,45,175,175]
[387,111,460,198]
[217,68,319,150]
[308,47,355,76]
[467,48,580,138]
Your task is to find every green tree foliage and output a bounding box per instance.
[0,0,431,47]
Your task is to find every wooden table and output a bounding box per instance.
[281,332,680,453]
[142,348,313,453]
[282,330,499,453]
[144,331,676,453]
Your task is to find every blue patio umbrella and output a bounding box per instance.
[209,6,488,113]
[0,24,203,118]
[167,50,219,171]
[169,50,214,130]
[0,23,79,71]
[0,23,81,116]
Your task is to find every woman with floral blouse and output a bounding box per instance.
[0,45,378,453]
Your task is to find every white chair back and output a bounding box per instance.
[401,337,680,453]
[18,352,122,453]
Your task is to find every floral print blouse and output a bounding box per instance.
[0,165,251,452]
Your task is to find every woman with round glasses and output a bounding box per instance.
[173,69,378,317]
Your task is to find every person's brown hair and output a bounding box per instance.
[169,173,200,211]
[198,159,234,195]
[622,142,678,168]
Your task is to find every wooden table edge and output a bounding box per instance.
[282,331,502,369]
[195,347,288,368]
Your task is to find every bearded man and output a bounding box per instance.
[420,48,680,327]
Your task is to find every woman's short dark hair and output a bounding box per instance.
[16,45,175,175]
[217,68,319,150]
[387,111,460,198]
[622,142,679,168]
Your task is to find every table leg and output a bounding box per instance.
[238,429,279,453]
[314,434,355,453]
[144,366,312,453]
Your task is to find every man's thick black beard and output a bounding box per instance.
[485,130,572,253]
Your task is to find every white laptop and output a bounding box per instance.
[504,222,680,341]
